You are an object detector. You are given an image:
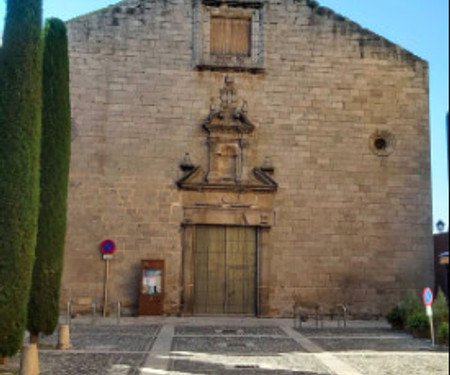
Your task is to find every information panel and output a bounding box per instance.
[138,260,164,316]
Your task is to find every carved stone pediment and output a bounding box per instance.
[177,166,277,192]
[177,76,277,192]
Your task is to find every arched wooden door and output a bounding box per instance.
[194,225,257,315]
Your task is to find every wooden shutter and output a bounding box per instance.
[210,17,251,56]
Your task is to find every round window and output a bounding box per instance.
[369,130,396,157]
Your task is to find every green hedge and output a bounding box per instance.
[27,18,71,340]
[0,0,43,357]
[437,322,449,346]
[405,311,430,338]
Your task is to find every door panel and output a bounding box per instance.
[226,227,256,314]
[194,226,226,314]
[194,225,256,315]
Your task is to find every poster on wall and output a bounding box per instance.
[142,269,162,295]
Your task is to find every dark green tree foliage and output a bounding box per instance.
[27,18,71,340]
[0,0,43,357]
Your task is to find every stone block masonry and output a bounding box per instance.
[64,0,432,317]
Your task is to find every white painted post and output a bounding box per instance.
[58,324,71,350]
[19,343,39,375]
[103,258,110,317]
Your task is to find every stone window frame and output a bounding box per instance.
[369,130,396,157]
[193,0,265,73]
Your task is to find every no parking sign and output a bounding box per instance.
[422,287,433,306]
[100,239,116,259]
[422,287,434,317]
[422,287,435,346]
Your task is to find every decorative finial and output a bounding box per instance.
[180,153,195,173]
[220,76,236,108]
[261,156,274,174]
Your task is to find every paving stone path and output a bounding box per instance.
[0,318,447,375]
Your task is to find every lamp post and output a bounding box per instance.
[436,220,445,233]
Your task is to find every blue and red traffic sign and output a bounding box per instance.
[422,287,433,306]
[100,239,116,255]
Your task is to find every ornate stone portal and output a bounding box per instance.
[177,77,277,316]
[177,76,277,192]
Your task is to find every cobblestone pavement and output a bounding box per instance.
[0,317,448,375]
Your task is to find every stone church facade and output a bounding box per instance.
[63,0,433,317]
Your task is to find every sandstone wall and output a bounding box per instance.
[64,0,432,317]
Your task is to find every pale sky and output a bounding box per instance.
[1,0,448,232]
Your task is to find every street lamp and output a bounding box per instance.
[436,220,445,233]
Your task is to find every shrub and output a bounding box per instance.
[406,312,429,338]
[402,290,422,320]
[433,288,449,327]
[437,322,449,346]
[386,305,405,330]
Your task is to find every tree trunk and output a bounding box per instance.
[29,333,39,344]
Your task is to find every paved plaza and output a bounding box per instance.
[0,317,448,375]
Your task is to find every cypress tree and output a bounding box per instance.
[0,0,43,357]
[27,18,71,343]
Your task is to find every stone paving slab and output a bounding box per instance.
[38,352,145,375]
[71,334,155,352]
[39,324,160,352]
[0,318,448,375]
[310,337,430,352]
[336,352,450,375]
[170,359,330,374]
[172,337,304,354]
[175,326,287,336]
[71,325,161,336]
[295,327,401,338]
[169,353,334,375]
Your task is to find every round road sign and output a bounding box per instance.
[422,287,433,306]
[100,239,116,254]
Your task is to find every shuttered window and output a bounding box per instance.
[210,16,251,57]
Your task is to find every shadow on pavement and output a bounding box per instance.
[294,327,447,352]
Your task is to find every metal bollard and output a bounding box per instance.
[337,304,347,328]
[343,310,347,328]
[66,300,71,327]
[117,301,121,325]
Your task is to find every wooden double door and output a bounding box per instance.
[194,225,257,315]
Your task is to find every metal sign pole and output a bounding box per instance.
[426,305,435,346]
[430,316,435,346]
[103,258,110,317]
